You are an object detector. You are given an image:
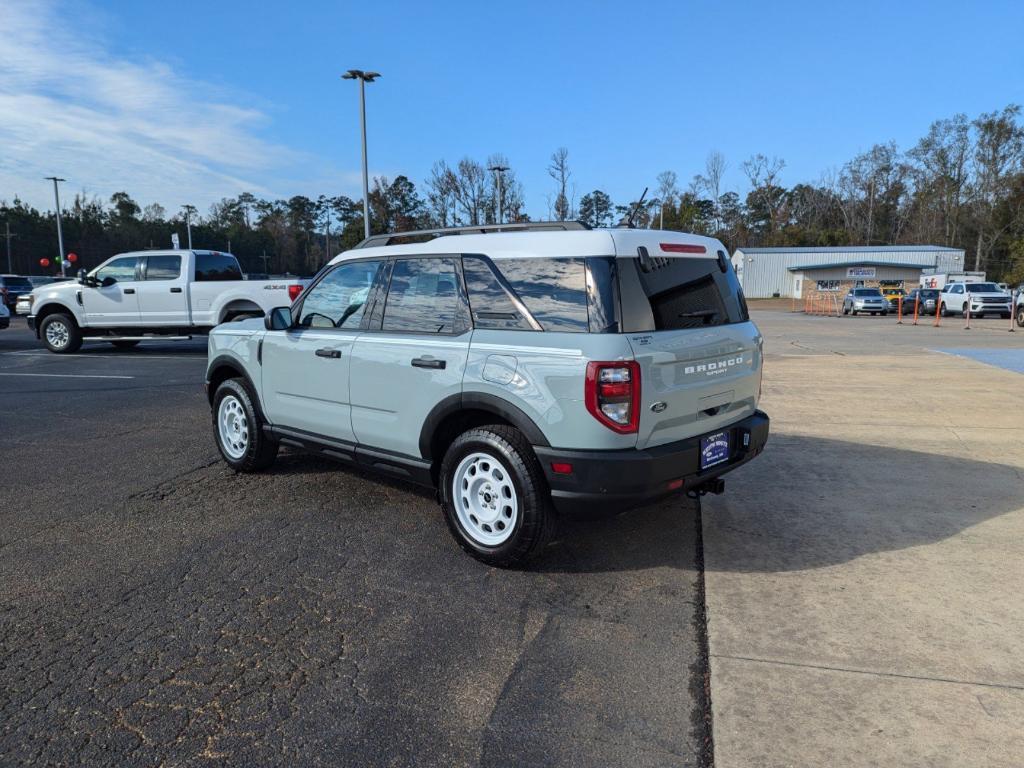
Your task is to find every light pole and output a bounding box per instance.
[45,176,67,276]
[181,205,196,249]
[2,221,15,274]
[488,164,509,224]
[342,69,380,240]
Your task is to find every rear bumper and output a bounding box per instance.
[535,410,769,515]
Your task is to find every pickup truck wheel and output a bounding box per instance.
[110,340,139,349]
[212,378,278,472]
[1017,307,1024,327]
[40,313,82,353]
[439,425,555,568]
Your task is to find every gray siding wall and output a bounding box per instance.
[733,248,966,298]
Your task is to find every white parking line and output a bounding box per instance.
[0,372,135,380]
[2,351,201,360]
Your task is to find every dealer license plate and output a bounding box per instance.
[699,431,731,470]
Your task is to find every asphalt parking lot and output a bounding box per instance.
[0,321,711,767]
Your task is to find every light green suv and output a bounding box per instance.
[206,222,769,566]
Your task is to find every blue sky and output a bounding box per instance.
[2,0,1023,217]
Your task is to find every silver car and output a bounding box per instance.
[204,223,770,567]
[843,287,889,316]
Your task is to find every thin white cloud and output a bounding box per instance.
[0,0,312,213]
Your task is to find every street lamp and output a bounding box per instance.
[488,165,509,224]
[181,205,196,249]
[44,177,67,276]
[342,69,380,240]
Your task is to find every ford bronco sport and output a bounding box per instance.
[205,222,769,566]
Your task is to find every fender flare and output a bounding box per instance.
[418,392,550,460]
[206,354,261,411]
[32,301,81,336]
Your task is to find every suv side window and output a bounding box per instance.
[195,253,243,281]
[489,257,589,332]
[93,257,138,283]
[382,257,464,334]
[463,256,536,331]
[298,260,382,329]
[144,255,181,280]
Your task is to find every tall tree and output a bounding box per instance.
[548,147,572,221]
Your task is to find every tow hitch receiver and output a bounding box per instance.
[688,477,726,498]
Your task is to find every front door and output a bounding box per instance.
[137,254,188,326]
[349,256,471,459]
[260,258,384,444]
[83,255,142,327]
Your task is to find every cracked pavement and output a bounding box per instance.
[1,325,708,767]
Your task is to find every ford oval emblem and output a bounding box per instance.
[650,401,668,413]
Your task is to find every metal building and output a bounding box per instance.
[731,246,966,299]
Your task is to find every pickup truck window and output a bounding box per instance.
[195,253,243,282]
[144,256,181,280]
[94,257,138,283]
[298,260,382,329]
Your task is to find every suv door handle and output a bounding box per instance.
[170,287,182,293]
[315,348,341,359]
[123,288,136,294]
[411,357,446,369]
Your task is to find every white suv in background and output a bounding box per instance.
[939,281,1012,318]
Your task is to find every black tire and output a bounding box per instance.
[228,312,262,323]
[438,425,556,568]
[870,312,877,316]
[40,312,82,353]
[851,309,857,316]
[211,378,278,472]
[110,340,140,349]
[940,302,950,318]
[842,306,849,315]
[1017,307,1024,327]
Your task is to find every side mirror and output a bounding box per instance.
[77,269,87,284]
[265,306,293,331]
[99,276,117,287]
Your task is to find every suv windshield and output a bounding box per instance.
[965,283,1001,292]
[853,289,882,297]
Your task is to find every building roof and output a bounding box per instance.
[787,260,932,272]
[737,245,962,254]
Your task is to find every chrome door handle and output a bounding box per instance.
[315,348,341,359]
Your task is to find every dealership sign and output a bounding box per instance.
[847,267,876,278]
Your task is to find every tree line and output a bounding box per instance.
[3,105,1023,283]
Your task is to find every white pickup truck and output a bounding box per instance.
[28,249,307,353]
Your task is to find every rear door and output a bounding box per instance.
[618,249,762,449]
[260,258,384,444]
[349,256,471,459]
[136,254,188,325]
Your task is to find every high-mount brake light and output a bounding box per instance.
[660,243,706,254]
[585,361,641,434]
[288,284,303,302]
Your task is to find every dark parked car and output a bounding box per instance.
[0,274,34,310]
[903,288,940,315]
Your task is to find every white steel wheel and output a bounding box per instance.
[45,319,70,349]
[452,451,519,546]
[217,395,249,460]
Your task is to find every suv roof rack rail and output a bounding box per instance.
[353,220,590,249]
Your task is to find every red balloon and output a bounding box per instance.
[67,252,78,263]
[40,258,50,267]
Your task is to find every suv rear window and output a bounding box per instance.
[617,252,748,332]
[1,277,32,290]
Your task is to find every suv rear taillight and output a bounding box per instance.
[585,361,640,434]
[288,284,303,302]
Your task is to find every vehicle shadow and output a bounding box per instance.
[255,435,1021,576]
[699,433,1024,573]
